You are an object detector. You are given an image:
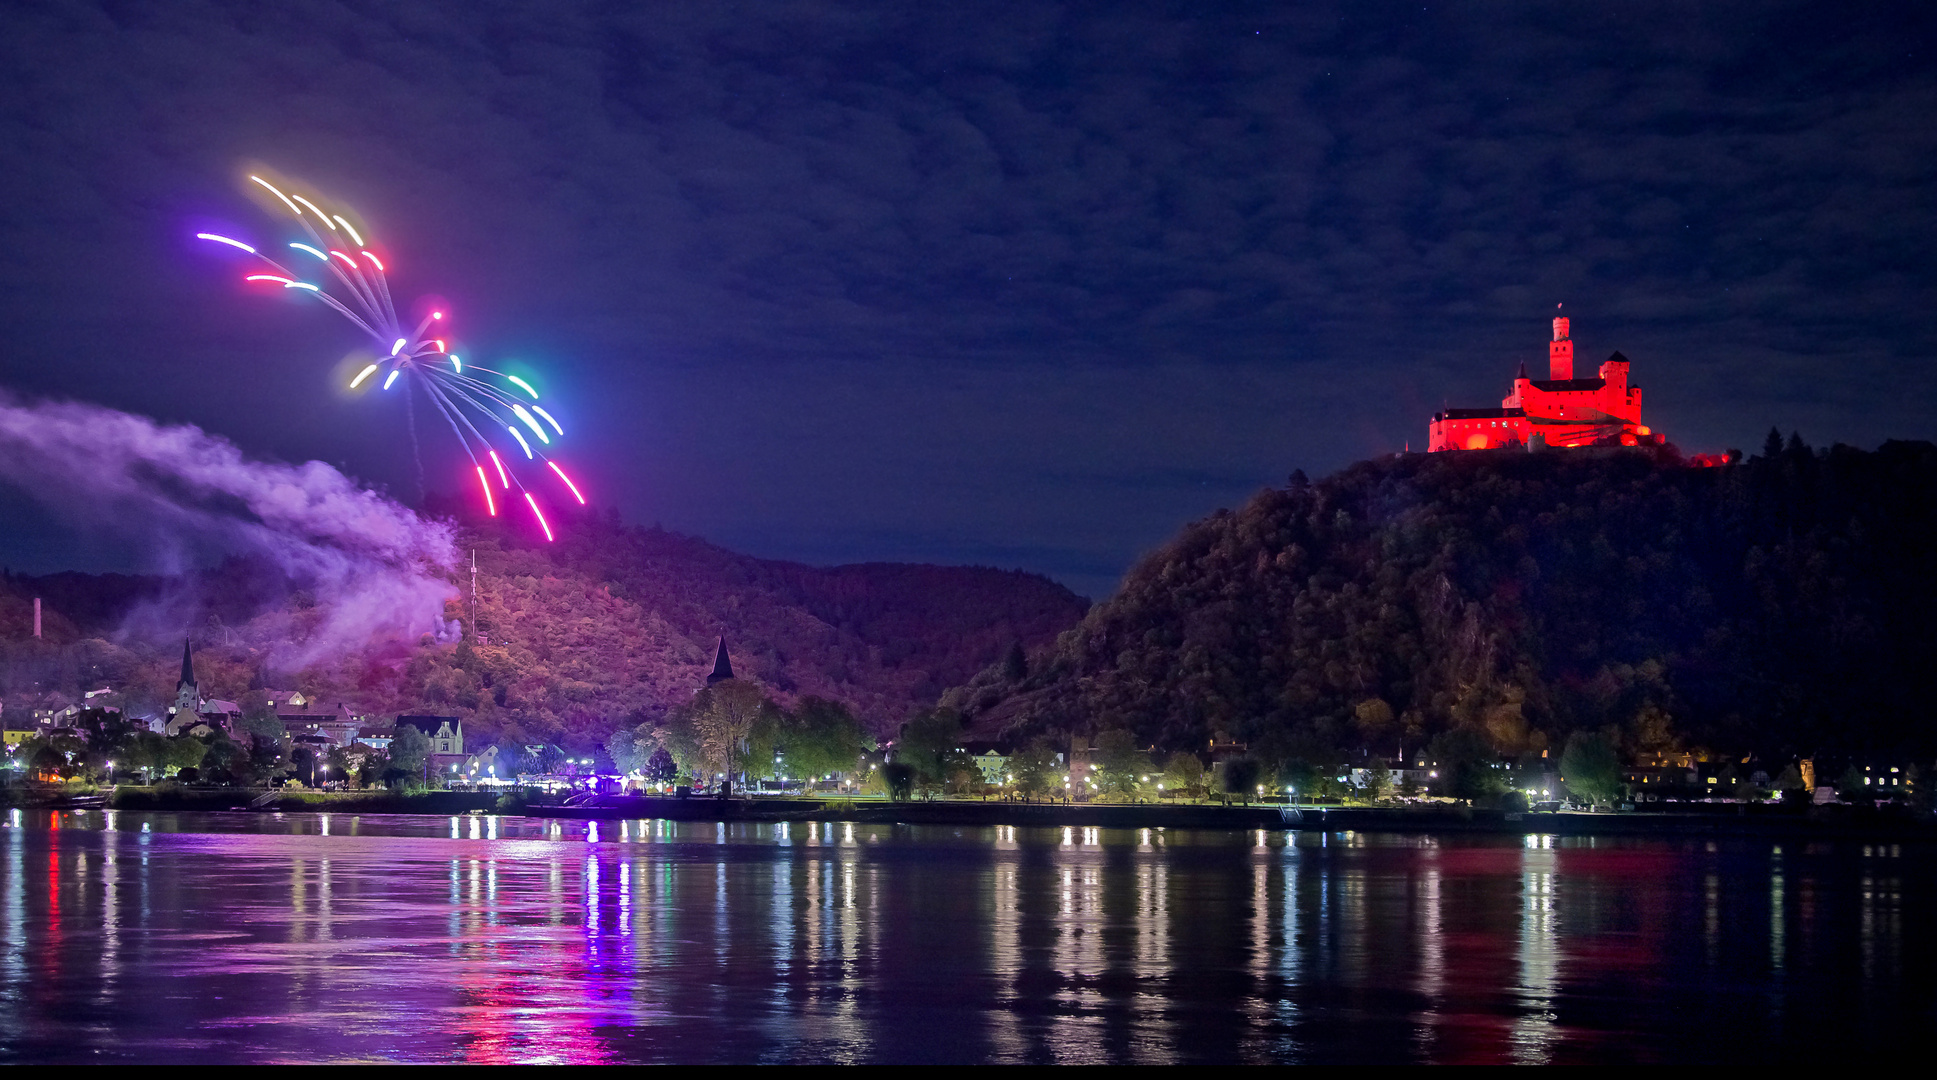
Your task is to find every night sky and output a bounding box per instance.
[1,1,1933,599]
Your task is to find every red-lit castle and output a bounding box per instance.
[1428,311,1660,452]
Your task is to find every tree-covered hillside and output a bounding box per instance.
[0,513,1088,750]
[946,436,1937,764]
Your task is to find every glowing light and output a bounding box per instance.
[506,375,539,399]
[244,274,294,285]
[488,450,509,487]
[476,467,497,516]
[391,338,406,356]
[349,363,379,388]
[289,242,328,261]
[284,281,320,291]
[331,216,363,245]
[196,233,256,254]
[525,494,554,541]
[511,403,550,444]
[449,355,463,372]
[548,461,586,504]
[359,250,385,272]
[329,250,359,269]
[292,194,333,224]
[432,311,444,321]
[508,427,533,458]
[249,175,300,215]
[382,370,400,390]
[432,340,445,353]
[531,406,564,436]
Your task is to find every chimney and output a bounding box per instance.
[32,598,40,639]
[1549,307,1574,381]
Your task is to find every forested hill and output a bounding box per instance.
[945,437,1937,763]
[0,515,1089,747]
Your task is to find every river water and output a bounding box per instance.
[0,809,1927,1063]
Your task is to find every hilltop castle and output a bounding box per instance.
[1428,310,1660,452]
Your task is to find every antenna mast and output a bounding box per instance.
[470,549,480,644]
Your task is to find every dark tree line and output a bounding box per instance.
[953,437,1937,767]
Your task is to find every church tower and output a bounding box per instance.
[705,636,735,686]
[171,639,200,717]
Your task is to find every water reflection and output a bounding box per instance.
[0,812,1929,1063]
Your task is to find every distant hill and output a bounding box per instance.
[944,437,1937,764]
[0,514,1089,748]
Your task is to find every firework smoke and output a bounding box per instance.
[0,393,457,666]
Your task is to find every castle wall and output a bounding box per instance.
[1429,317,1653,453]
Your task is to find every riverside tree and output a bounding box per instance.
[388,723,432,785]
[893,708,965,794]
[1162,751,1206,799]
[1092,729,1151,797]
[1559,731,1622,805]
[689,679,769,782]
[776,697,874,781]
[1009,739,1062,799]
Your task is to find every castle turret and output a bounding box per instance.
[1549,308,1574,380]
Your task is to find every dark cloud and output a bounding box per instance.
[0,0,1933,598]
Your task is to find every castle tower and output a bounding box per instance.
[1549,307,1574,380]
[705,636,735,686]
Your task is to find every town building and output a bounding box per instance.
[272,693,366,748]
[352,725,394,752]
[1428,311,1661,453]
[965,745,1009,786]
[396,714,467,777]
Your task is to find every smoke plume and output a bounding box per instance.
[0,393,457,666]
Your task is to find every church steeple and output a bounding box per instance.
[172,638,200,719]
[706,636,734,686]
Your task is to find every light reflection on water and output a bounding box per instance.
[0,810,1928,1063]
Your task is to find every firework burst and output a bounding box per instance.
[195,174,584,538]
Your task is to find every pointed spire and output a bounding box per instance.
[178,639,197,690]
[1517,360,1529,380]
[706,636,734,686]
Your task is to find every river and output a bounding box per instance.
[0,809,1926,1063]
